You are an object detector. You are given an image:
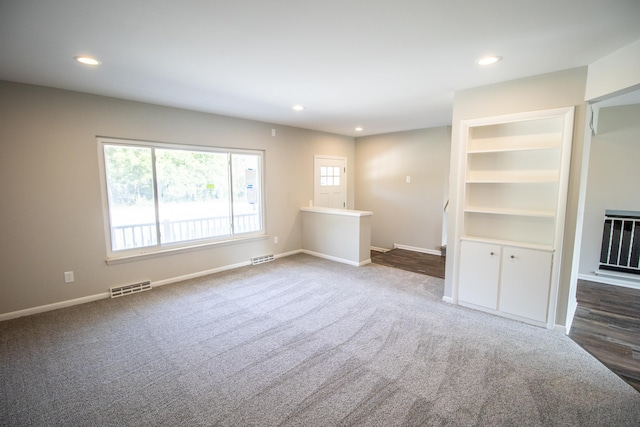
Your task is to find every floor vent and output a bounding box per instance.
[110,281,152,298]
[251,254,275,265]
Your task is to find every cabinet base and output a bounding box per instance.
[458,300,550,329]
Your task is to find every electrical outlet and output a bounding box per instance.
[274,236,279,244]
[64,271,75,283]
[406,175,411,183]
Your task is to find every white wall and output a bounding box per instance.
[445,67,588,328]
[579,103,640,275]
[0,81,354,316]
[301,209,372,266]
[585,39,640,101]
[354,127,451,253]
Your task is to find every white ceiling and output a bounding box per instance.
[1,0,640,137]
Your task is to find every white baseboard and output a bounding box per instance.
[276,249,304,259]
[442,296,454,304]
[152,261,252,287]
[0,292,110,322]
[578,272,640,290]
[1,251,306,322]
[553,324,568,334]
[394,244,442,256]
[301,249,370,267]
[370,246,390,253]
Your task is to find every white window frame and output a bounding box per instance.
[97,137,266,262]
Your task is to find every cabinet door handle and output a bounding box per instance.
[510,255,515,259]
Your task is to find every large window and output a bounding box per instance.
[98,138,264,257]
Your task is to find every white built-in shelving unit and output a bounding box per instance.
[455,107,575,328]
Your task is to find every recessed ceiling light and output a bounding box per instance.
[74,56,101,65]
[476,56,502,66]
[292,105,305,111]
[355,127,363,132]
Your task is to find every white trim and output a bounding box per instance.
[0,293,110,322]
[370,246,390,253]
[545,106,575,330]
[562,298,578,334]
[442,296,454,304]
[578,272,640,291]
[393,244,442,256]
[276,249,304,259]
[595,268,640,283]
[154,250,306,287]
[152,261,251,287]
[458,300,549,329]
[299,207,372,217]
[553,324,568,334]
[106,235,269,265]
[565,106,594,337]
[301,249,371,267]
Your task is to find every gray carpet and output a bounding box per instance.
[1,253,639,426]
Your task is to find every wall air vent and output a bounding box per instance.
[110,281,152,298]
[251,254,275,265]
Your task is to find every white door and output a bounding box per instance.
[314,156,346,209]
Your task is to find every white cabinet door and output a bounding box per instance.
[458,240,501,310]
[499,247,553,323]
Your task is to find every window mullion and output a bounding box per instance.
[228,153,234,236]
[151,148,162,247]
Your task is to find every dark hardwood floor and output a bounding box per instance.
[569,279,640,393]
[371,249,640,393]
[370,248,445,279]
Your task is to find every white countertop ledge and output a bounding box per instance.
[300,207,373,217]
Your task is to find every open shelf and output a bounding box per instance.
[464,207,555,218]
[467,132,562,153]
[463,212,555,247]
[465,182,558,214]
[466,169,559,183]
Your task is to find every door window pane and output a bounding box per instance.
[320,165,341,187]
